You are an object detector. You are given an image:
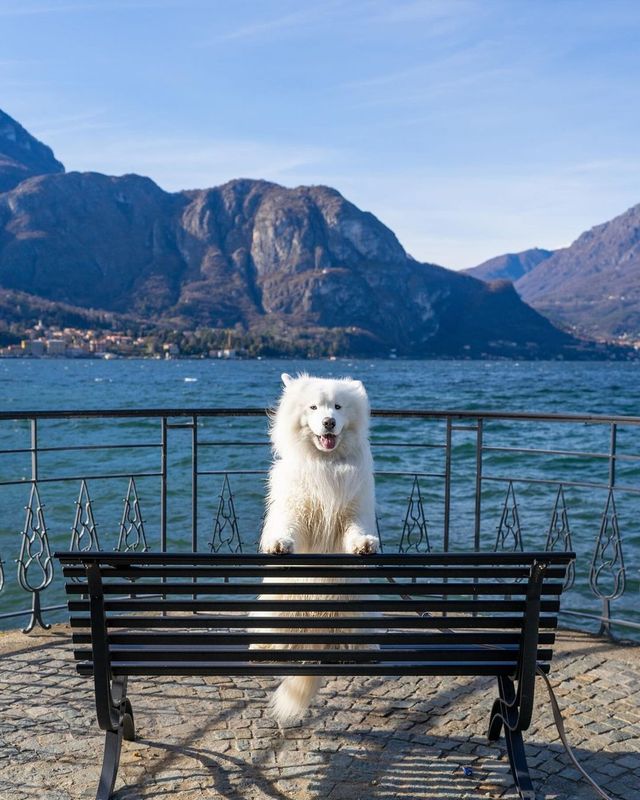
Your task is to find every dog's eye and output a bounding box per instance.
[310,405,317,410]
[335,404,341,410]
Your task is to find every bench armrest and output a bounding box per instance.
[86,562,121,732]
[515,560,547,730]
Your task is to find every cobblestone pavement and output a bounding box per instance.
[0,626,638,800]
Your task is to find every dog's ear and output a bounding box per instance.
[351,379,365,393]
[281,373,293,387]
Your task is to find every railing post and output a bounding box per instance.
[443,417,452,553]
[474,417,484,552]
[192,414,198,552]
[608,422,617,488]
[160,417,167,552]
[30,418,38,481]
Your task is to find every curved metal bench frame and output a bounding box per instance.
[56,551,574,800]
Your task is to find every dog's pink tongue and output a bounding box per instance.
[320,434,336,450]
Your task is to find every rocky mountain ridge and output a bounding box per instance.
[0,107,603,358]
[0,110,64,192]
[466,248,554,283]
[516,203,640,339]
[468,204,640,341]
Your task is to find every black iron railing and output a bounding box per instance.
[0,407,637,639]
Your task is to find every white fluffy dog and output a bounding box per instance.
[257,373,379,724]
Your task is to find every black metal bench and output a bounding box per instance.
[56,550,575,800]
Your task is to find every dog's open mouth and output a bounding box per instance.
[317,433,337,451]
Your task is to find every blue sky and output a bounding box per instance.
[1,0,639,268]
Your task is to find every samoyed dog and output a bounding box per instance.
[256,373,379,724]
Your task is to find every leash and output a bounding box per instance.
[535,666,616,800]
[384,575,617,800]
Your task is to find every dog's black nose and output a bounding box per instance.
[323,417,336,430]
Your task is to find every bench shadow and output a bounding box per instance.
[116,738,294,800]
[109,672,629,800]
[108,728,628,800]
[0,629,70,659]
[307,732,629,800]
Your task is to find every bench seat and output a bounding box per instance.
[56,550,574,800]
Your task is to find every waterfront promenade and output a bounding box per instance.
[0,626,638,800]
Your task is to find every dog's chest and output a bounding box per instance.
[295,496,353,550]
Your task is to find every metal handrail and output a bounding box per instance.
[0,406,637,639]
[2,406,640,424]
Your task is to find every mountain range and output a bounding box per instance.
[0,108,631,357]
[0,110,64,193]
[466,248,554,283]
[467,205,640,342]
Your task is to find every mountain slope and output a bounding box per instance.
[0,171,186,315]
[516,204,640,339]
[0,169,579,357]
[0,110,65,192]
[466,248,554,283]
[0,106,603,358]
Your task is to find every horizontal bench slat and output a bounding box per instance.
[70,631,557,646]
[73,646,554,663]
[64,581,564,596]
[68,598,561,613]
[69,614,558,629]
[61,565,570,580]
[55,550,575,565]
[78,662,552,677]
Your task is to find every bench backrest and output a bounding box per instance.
[56,551,574,680]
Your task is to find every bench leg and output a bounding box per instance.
[504,725,536,800]
[487,676,536,800]
[95,679,135,800]
[96,728,123,800]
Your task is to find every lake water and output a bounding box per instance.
[1,358,639,635]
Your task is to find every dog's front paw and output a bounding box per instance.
[264,537,295,555]
[350,535,379,555]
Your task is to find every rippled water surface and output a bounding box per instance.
[1,358,639,634]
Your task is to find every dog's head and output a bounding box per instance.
[270,373,370,458]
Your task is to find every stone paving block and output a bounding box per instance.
[0,627,638,799]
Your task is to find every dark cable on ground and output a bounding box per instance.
[385,574,619,800]
[536,666,617,800]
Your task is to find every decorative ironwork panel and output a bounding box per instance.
[495,481,523,552]
[209,474,242,553]
[70,480,101,552]
[17,483,53,632]
[545,485,575,590]
[590,489,626,601]
[116,477,148,552]
[18,484,53,592]
[398,475,431,554]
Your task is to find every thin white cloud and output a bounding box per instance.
[56,134,339,191]
[339,35,522,117]
[31,109,120,139]
[368,0,478,25]
[0,2,96,14]
[210,8,319,43]
[203,0,480,47]
[201,0,350,44]
[0,0,188,16]
[0,59,41,66]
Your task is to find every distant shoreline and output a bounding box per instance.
[1,352,637,363]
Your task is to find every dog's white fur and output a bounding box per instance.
[256,373,379,724]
